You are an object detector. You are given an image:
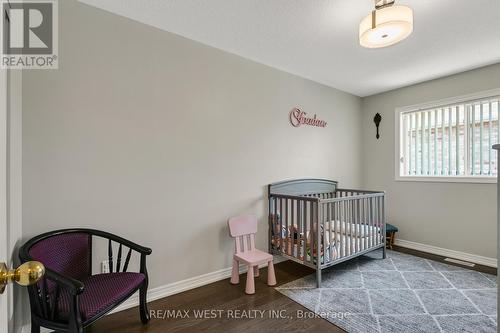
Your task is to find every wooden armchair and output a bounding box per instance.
[19,229,152,333]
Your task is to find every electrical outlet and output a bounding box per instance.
[101,260,110,274]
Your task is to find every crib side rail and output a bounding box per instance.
[318,192,386,267]
[268,194,319,267]
[321,191,385,203]
[336,188,385,196]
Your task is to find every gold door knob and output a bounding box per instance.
[0,261,45,294]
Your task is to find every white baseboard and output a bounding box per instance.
[22,256,286,333]
[111,256,286,314]
[394,239,497,268]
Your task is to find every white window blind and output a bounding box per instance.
[398,95,499,179]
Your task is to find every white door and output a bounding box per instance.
[0,68,9,333]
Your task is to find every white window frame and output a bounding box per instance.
[395,88,500,184]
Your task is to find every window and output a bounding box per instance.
[396,89,500,182]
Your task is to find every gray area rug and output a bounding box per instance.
[276,249,497,333]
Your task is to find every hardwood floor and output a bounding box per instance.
[392,245,497,275]
[88,247,496,333]
[88,260,346,333]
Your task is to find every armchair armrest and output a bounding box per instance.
[44,268,85,295]
[88,229,152,255]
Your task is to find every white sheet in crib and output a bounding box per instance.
[324,220,381,238]
[302,231,383,263]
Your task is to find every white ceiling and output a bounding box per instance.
[79,0,500,97]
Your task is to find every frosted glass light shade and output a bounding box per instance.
[359,5,413,48]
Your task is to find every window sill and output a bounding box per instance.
[395,176,497,184]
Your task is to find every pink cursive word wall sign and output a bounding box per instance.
[289,108,327,128]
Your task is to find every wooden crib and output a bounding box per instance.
[268,179,386,287]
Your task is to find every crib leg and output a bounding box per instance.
[230,259,239,284]
[245,265,255,294]
[254,266,260,278]
[382,245,387,259]
[316,269,322,288]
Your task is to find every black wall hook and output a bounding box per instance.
[374,113,382,139]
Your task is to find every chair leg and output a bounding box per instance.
[139,282,150,324]
[253,265,260,278]
[31,319,40,333]
[267,260,276,286]
[230,259,239,284]
[245,265,255,294]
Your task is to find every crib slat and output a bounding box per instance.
[363,199,370,250]
[350,200,354,254]
[361,198,365,251]
[345,200,349,257]
[348,200,352,257]
[291,199,296,258]
[332,202,336,259]
[273,197,277,252]
[285,198,289,255]
[332,202,340,258]
[375,196,379,245]
[371,197,376,247]
[368,197,372,247]
[376,196,380,245]
[366,198,370,248]
[337,201,341,258]
[357,198,362,252]
[309,201,315,265]
[296,199,300,259]
[340,200,344,258]
[378,196,382,245]
[342,201,345,257]
[279,198,284,253]
[354,199,358,253]
[351,200,355,254]
[347,200,351,256]
[370,197,375,247]
[350,200,354,255]
[303,200,307,264]
[319,203,330,264]
[327,202,332,262]
[378,197,382,245]
[375,196,379,246]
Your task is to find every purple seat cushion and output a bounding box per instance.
[58,273,145,322]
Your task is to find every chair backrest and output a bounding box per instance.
[228,215,258,254]
[28,232,91,281]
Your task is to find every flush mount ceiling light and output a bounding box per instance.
[359,0,413,48]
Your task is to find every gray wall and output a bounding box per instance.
[21,4,498,326]
[361,64,500,259]
[22,0,363,291]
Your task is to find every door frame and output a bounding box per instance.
[0,66,9,333]
[1,65,23,333]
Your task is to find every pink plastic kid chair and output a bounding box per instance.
[228,215,277,294]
